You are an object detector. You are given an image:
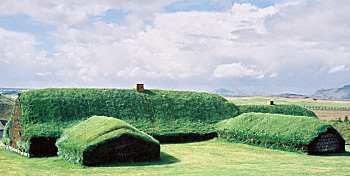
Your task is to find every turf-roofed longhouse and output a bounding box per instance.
[56,116,160,166]
[3,88,239,156]
[217,113,345,154]
[238,104,317,118]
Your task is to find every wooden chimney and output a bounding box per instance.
[136,84,144,93]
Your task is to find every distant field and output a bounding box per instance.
[227,96,350,108]
[228,96,350,120]
[0,140,349,176]
[314,110,350,120]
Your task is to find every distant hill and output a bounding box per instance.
[214,88,237,97]
[0,88,27,95]
[313,84,350,100]
[213,88,248,97]
[277,93,310,99]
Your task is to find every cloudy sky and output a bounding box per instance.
[0,0,349,95]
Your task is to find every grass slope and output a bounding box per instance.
[56,116,159,165]
[217,113,332,152]
[0,140,349,176]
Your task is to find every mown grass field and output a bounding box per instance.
[0,140,349,176]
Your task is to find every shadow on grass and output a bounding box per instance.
[313,151,350,157]
[94,152,180,168]
[154,133,218,144]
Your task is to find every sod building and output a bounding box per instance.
[56,116,160,166]
[4,88,239,156]
[217,113,345,154]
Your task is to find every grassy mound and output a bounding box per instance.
[56,116,160,166]
[238,105,317,118]
[7,88,238,153]
[217,113,341,153]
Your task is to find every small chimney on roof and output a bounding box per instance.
[136,84,144,93]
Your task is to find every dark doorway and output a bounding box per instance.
[29,137,58,157]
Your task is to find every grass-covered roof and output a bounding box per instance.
[238,104,317,118]
[217,113,335,152]
[18,88,238,124]
[56,116,160,165]
[5,88,239,153]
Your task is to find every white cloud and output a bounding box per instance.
[328,65,350,74]
[35,72,52,76]
[0,27,58,87]
[0,0,350,93]
[47,4,278,84]
[214,63,264,78]
[269,73,278,78]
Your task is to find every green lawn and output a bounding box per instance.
[0,140,349,176]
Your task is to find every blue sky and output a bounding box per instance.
[0,14,56,52]
[0,0,349,95]
[165,0,278,12]
[90,9,129,24]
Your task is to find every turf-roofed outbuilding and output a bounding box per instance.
[217,113,345,154]
[56,116,160,166]
[3,88,239,156]
[238,104,317,118]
